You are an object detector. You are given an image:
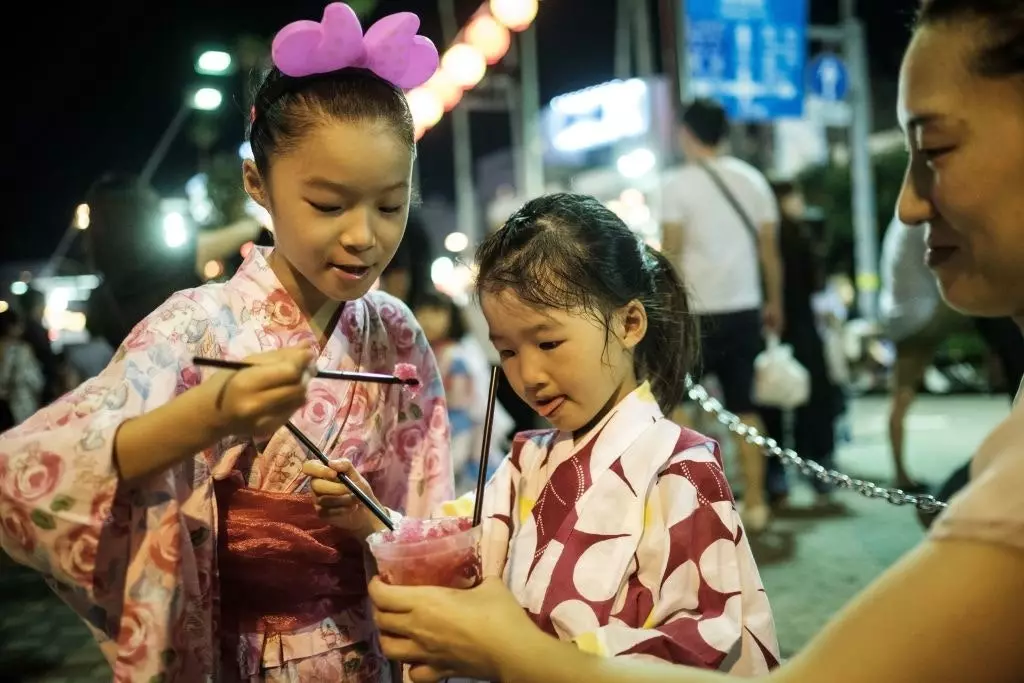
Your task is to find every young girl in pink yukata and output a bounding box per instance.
[0,4,453,682]
[312,193,780,676]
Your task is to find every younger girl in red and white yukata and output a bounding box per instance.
[448,193,778,675]
[0,4,452,681]
[311,193,780,675]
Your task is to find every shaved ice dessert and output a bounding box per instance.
[367,516,481,588]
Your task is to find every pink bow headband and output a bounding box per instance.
[272,3,439,89]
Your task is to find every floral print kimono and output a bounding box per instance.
[0,247,453,682]
[448,382,779,676]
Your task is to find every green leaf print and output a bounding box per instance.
[49,495,75,512]
[408,403,423,420]
[30,510,56,530]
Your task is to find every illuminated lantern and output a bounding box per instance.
[407,87,444,130]
[425,70,464,112]
[203,260,224,280]
[465,14,511,65]
[441,43,487,89]
[488,0,538,32]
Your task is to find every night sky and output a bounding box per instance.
[5,0,919,264]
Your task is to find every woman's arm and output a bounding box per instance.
[371,536,1024,683]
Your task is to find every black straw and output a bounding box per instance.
[285,421,396,531]
[471,367,502,527]
[193,357,419,387]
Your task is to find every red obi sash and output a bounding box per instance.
[214,475,369,636]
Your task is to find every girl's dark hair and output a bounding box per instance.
[475,193,698,413]
[417,291,468,341]
[916,0,1024,77]
[248,67,415,177]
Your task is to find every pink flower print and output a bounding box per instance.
[123,323,156,351]
[149,508,183,574]
[54,525,99,586]
[301,384,340,427]
[114,600,157,671]
[0,449,65,503]
[266,289,303,329]
[0,501,35,554]
[389,420,426,465]
[426,396,447,437]
[341,383,374,429]
[341,302,363,343]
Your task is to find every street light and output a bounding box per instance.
[442,43,487,89]
[444,232,469,252]
[425,71,464,112]
[489,0,538,32]
[163,212,189,249]
[465,14,511,64]
[195,50,232,76]
[192,87,223,111]
[73,203,90,230]
[407,88,444,131]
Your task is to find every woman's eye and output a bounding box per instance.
[539,341,563,351]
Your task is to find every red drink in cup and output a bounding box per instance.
[367,517,482,588]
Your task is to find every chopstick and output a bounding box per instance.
[284,421,396,531]
[193,357,419,387]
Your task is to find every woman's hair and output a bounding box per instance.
[417,291,468,342]
[248,66,415,177]
[916,0,1024,77]
[475,193,698,412]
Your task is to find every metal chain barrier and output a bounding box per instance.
[685,379,948,514]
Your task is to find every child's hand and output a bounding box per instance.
[209,345,315,437]
[303,458,390,540]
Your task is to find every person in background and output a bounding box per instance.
[761,179,842,510]
[415,291,510,492]
[81,173,266,350]
[17,288,61,404]
[60,316,116,385]
[0,307,45,429]
[379,211,433,311]
[660,97,784,532]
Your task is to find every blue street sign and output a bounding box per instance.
[808,52,849,102]
[684,0,808,121]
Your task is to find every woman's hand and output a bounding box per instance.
[369,576,545,682]
[302,458,388,540]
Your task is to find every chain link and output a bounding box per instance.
[685,379,949,514]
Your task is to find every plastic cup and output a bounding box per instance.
[366,516,482,588]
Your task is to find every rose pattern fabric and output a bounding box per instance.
[473,383,779,675]
[0,246,453,682]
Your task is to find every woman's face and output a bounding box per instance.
[897,20,1024,319]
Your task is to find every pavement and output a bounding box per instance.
[0,394,1008,679]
